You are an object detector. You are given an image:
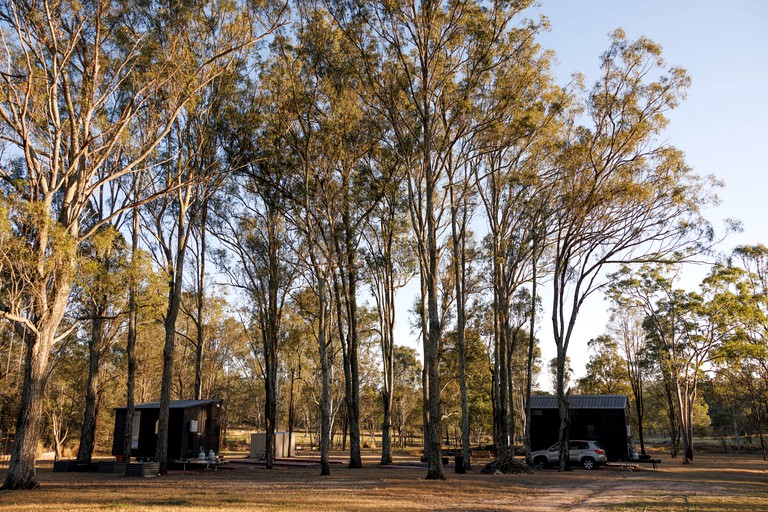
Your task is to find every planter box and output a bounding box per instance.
[52,460,97,472]
[125,462,159,477]
[97,461,128,475]
[53,460,76,472]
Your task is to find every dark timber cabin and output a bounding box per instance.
[529,394,631,461]
[111,399,222,461]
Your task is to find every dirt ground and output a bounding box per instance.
[0,451,765,511]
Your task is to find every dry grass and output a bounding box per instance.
[0,451,765,511]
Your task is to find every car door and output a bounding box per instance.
[547,443,560,463]
[568,441,584,463]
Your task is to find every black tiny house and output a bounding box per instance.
[529,394,630,461]
[111,399,222,461]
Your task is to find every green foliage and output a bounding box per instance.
[575,335,631,396]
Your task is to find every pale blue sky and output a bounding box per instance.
[531,0,768,386]
[536,0,768,247]
[392,1,768,390]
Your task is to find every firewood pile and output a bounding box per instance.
[480,455,535,475]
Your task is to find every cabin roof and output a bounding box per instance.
[114,399,221,411]
[529,394,627,410]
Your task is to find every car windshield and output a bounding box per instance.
[594,442,604,450]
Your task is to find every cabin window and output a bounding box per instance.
[131,412,141,449]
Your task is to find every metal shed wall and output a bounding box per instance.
[529,394,630,461]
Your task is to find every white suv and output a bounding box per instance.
[531,440,608,470]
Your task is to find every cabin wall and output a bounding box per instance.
[112,401,222,460]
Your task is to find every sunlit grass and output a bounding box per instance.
[0,452,763,511]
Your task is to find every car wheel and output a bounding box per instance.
[581,457,596,470]
[533,456,548,470]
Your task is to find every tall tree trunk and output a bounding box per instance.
[333,236,362,469]
[450,190,470,471]
[194,201,209,401]
[663,376,679,458]
[3,288,67,489]
[424,154,444,480]
[632,378,646,456]
[288,369,296,458]
[76,301,106,464]
[507,328,516,456]
[318,277,331,476]
[418,270,430,461]
[378,257,395,465]
[344,215,362,469]
[263,209,282,470]
[156,228,187,475]
[494,260,510,459]
[524,256,538,463]
[676,381,695,463]
[123,207,140,462]
[556,352,571,472]
[4,334,50,489]
[264,329,277,469]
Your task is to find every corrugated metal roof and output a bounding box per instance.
[529,394,627,410]
[115,399,221,410]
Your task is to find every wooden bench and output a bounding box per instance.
[471,450,494,462]
[636,457,662,470]
[605,461,638,470]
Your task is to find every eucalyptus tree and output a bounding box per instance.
[610,266,685,457]
[0,0,277,488]
[545,30,716,471]
[211,93,298,469]
[333,0,546,479]
[73,224,130,465]
[363,159,415,465]
[138,0,284,475]
[728,245,768,459]
[259,3,387,470]
[605,306,650,455]
[141,83,234,474]
[610,263,741,463]
[471,36,565,460]
[573,335,631,395]
[256,12,347,475]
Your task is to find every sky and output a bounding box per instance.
[391,0,768,391]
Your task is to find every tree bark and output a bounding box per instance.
[123,206,140,462]
[344,213,362,469]
[263,212,281,469]
[424,156,444,480]
[524,253,538,463]
[3,331,52,489]
[450,189,470,471]
[194,201,209,401]
[76,301,106,465]
[376,241,395,465]
[3,240,71,489]
[156,223,187,475]
[318,277,332,476]
[556,357,571,472]
[663,376,679,458]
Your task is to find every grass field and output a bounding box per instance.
[0,450,765,511]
